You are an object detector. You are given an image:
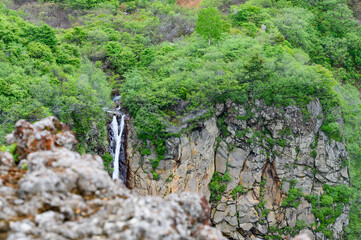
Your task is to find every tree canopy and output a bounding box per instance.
[196,7,223,45]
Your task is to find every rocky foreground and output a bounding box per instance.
[0,117,226,240]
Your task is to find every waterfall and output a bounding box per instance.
[109,114,127,183]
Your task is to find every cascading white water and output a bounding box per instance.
[109,114,126,180]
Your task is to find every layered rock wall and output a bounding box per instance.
[127,99,350,239]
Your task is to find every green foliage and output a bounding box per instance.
[306,184,352,238]
[139,144,151,156]
[260,0,361,84]
[196,7,223,45]
[27,42,54,61]
[310,150,317,158]
[0,6,112,152]
[217,114,230,137]
[321,122,343,142]
[0,143,16,154]
[235,130,247,138]
[105,42,137,74]
[231,184,248,199]
[121,33,342,155]
[209,171,231,203]
[0,143,18,162]
[281,180,303,208]
[43,0,119,9]
[275,138,287,147]
[134,108,166,156]
[339,84,361,239]
[149,158,161,169]
[256,176,271,221]
[20,162,28,170]
[236,106,254,120]
[24,24,58,48]
[266,137,274,148]
[230,5,268,36]
[268,220,309,239]
[0,0,198,154]
[151,170,160,181]
[166,172,174,182]
[102,152,113,173]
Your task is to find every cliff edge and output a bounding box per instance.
[127,99,351,240]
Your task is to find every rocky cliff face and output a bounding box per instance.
[127,99,350,240]
[0,117,225,240]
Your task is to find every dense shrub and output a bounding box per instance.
[0,5,112,154]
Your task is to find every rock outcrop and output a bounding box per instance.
[127,99,350,239]
[0,117,225,240]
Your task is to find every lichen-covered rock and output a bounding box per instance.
[0,118,225,240]
[6,117,77,160]
[128,99,350,240]
[0,151,15,176]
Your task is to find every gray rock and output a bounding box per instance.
[332,206,350,239]
[228,148,248,169]
[215,142,229,174]
[286,208,297,227]
[1,118,226,240]
[126,99,350,239]
[216,202,227,211]
[214,211,226,224]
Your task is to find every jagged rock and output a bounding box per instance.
[127,99,350,239]
[228,148,248,168]
[0,151,15,176]
[226,167,241,192]
[215,103,225,116]
[6,117,77,160]
[296,200,315,225]
[0,152,14,168]
[215,141,229,174]
[293,229,315,240]
[128,117,219,199]
[332,205,350,239]
[0,118,226,240]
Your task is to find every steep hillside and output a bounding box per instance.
[0,0,361,239]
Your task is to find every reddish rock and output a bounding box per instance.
[6,117,77,161]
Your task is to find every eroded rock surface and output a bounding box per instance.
[128,116,218,198]
[0,117,225,240]
[127,99,350,239]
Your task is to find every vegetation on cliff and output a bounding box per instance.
[0,4,112,153]
[0,0,361,237]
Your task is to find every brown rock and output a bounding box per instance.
[6,117,77,160]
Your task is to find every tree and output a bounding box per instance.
[196,8,222,45]
[25,25,58,48]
